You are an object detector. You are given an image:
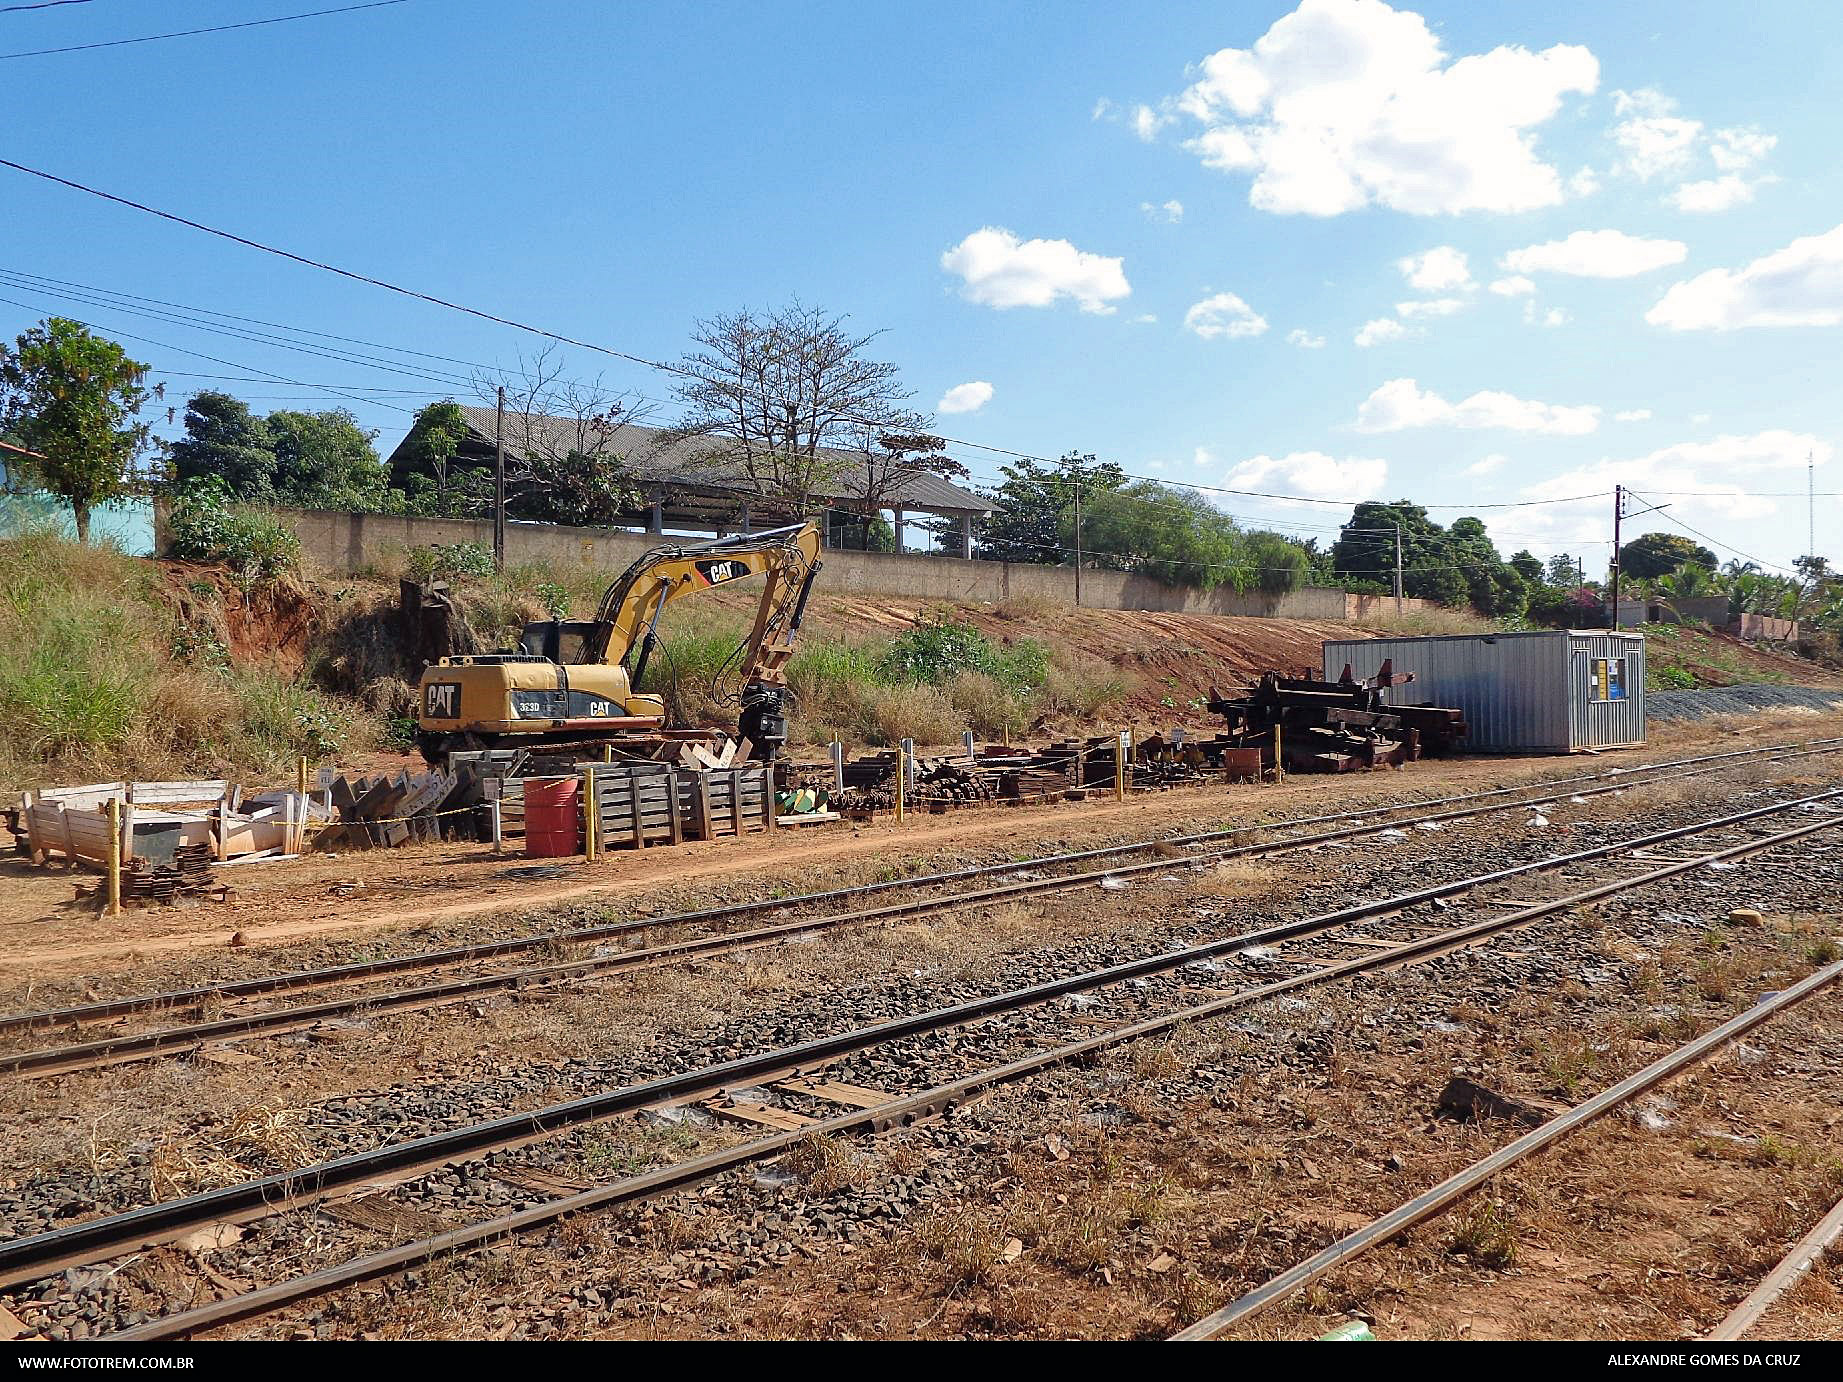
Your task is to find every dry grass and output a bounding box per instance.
[147,1096,314,1200]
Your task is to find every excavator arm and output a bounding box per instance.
[579,521,823,755]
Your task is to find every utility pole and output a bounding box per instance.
[1609,484,1624,629]
[1811,450,1817,564]
[493,385,507,569]
[1070,457,1083,607]
[1393,522,1404,616]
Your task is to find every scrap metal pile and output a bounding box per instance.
[1202,660,1468,774]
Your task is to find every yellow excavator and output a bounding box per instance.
[415,521,822,764]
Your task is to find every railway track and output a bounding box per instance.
[2,786,1837,1338]
[1168,952,1843,1341]
[7,737,1841,1082]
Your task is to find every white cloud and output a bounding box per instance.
[1502,228,1687,278]
[1354,316,1410,347]
[1515,430,1831,542]
[1140,199,1185,223]
[941,227,1131,313]
[1569,165,1601,198]
[1611,87,1702,180]
[1523,301,1569,328]
[1488,274,1536,296]
[1286,327,1327,348]
[1356,377,1600,434]
[1614,408,1652,422]
[1133,104,1172,141]
[1091,97,1114,121]
[1396,297,1467,318]
[1224,450,1388,501]
[1131,313,1159,324]
[936,381,994,415]
[1711,126,1777,171]
[1647,223,1843,330]
[1398,246,1474,293]
[1184,290,1269,339]
[1465,453,1508,476]
[1691,413,1712,424]
[1668,175,1756,213]
[1165,0,1598,216]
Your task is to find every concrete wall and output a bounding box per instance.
[198,505,1366,622]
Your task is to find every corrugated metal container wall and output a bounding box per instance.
[1566,631,1646,749]
[1323,631,1645,753]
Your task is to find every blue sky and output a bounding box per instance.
[4,0,1841,573]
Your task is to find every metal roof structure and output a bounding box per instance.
[388,407,994,524]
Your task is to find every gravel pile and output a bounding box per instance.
[1648,683,1843,722]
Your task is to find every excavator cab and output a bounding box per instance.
[518,620,599,664]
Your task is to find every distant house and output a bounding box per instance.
[384,406,994,556]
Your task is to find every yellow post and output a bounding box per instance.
[603,743,613,763]
[106,796,122,917]
[296,755,309,797]
[1114,731,1126,801]
[582,767,598,862]
[1272,724,1285,783]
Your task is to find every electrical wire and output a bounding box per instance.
[0,1,414,60]
[0,160,1632,517]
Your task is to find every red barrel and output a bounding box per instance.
[523,776,582,858]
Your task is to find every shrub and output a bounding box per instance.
[404,541,495,586]
[165,478,301,585]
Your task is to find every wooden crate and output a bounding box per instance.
[677,764,775,840]
[590,763,682,850]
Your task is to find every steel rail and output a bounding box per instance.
[8,735,1834,1037]
[10,753,1839,1081]
[1170,954,1843,1340]
[107,810,1843,1342]
[6,793,1839,1294]
[1707,1194,1843,1341]
[8,759,1839,1078]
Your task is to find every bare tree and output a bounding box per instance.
[470,346,652,526]
[668,301,914,513]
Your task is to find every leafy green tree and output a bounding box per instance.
[265,408,390,509]
[1545,552,1584,587]
[1331,501,1467,607]
[974,453,1124,565]
[0,317,156,541]
[389,400,472,502]
[1509,550,1545,585]
[1619,531,1716,581]
[165,391,276,498]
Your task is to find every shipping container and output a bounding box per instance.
[1322,630,1645,754]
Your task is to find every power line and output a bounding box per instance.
[1623,487,1793,576]
[0,294,416,417]
[0,1,414,60]
[0,160,1636,518]
[0,1,97,12]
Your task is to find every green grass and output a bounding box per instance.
[0,529,375,790]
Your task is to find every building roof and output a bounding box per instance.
[418,406,993,516]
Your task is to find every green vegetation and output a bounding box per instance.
[630,604,1126,746]
[0,317,154,543]
[164,479,303,587]
[0,528,369,788]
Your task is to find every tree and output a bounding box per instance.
[165,391,276,499]
[266,408,390,509]
[1330,501,1467,608]
[0,317,156,541]
[1545,552,1585,588]
[472,348,646,525]
[974,453,1124,565]
[841,417,968,546]
[1619,531,1716,581]
[389,399,475,514]
[1509,549,1545,585]
[669,301,913,512]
